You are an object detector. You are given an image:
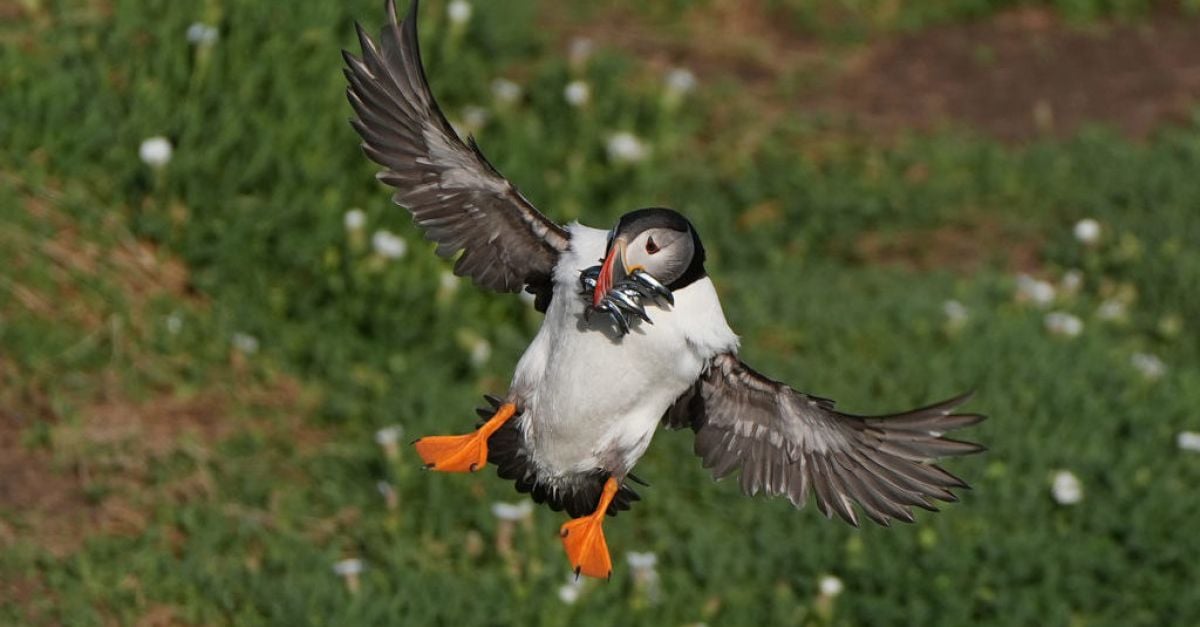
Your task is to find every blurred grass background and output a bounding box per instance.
[2,0,1200,624]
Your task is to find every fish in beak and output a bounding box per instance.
[593,237,629,307]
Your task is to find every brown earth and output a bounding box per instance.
[550,1,1200,141]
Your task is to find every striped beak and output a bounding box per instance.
[592,237,628,307]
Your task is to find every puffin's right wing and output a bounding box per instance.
[344,0,569,311]
[665,353,985,526]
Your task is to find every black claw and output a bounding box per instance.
[574,566,582,580]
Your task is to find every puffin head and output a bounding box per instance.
[593,207,706,307]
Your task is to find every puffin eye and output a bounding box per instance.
[645,236,660,254]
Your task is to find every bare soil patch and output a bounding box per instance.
[552,2,1200,141]
[819,7,1200,140]
[852,217,1043,274]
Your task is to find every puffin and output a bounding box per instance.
[344,0,986,579]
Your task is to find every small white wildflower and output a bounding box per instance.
[1130,353,1166,380]
[1096,299,1127,321]
[557,573,585,604]
[333,558,364,593]
[1176,431,1200,453]
[606,131,648,163]
[376,481,398,509]
[185,22,219,46]
[626,551,658,570]
[1016,274,1056,307]
[665,68,697,95]
[343,208,366,231]
[469,337,492,367]
[374,425,404,447]
[461,105,489,133]
[626,551,662,605]
[568,37,594,68]
[564,80,590,107]
[333,558,364,577]
[375,425,403,460]
[1060,269,1083,293]
[165,312,183,335]
[138,136,173,168]
[491,78,522,104]
[439,270,460,294]
[372,230,407,259]
[231,333,259,354]
[942,300,968,327]
[1074,218,1101,245]
[1051,470,1083,505]
[1044,311,1083,337]
[447,0,472,25]
[490,500,534,521]
[818,575,844,597]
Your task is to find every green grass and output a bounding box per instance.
[3,0,1200,625]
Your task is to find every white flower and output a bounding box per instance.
[490,500,534,521]
[626,551,662,604]
[372,230,407,259]
[469,337,491,367]
[1044,311,1083,337]
[343,208,366,231]
[332,558,364,577]
[439,271,460,294]
[1051,470,1083,505]
[942,300,968,327]
[1074,218,1101,245]
[1016,274,1056,307]
[665,68,697,95]
[1130,353,1166,380]
[1096,299,1127,321]
[568,37,594,68]
[231,333,259,354]
[447,0,472,25]
[139,136,173,168]
[490,78,522,104]
[165,312,183,335]
[1060,269,1083,293]
[376,481,398,509]
[461,105,489,133]
[186,22,219,46]
[557,573,585,604]
[1177,431,1200,453]
[374,425,404,447]
[564,80,590,107]
[606,132,648,163]
[626,551,658,570]
[818,575,844,597]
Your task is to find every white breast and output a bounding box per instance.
[509,224,739,477]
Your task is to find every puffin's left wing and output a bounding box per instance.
[665,353,985,526]
[344,0,569,311]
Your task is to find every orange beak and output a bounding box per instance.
[592,238,627,307]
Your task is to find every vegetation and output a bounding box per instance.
[2,0,1198,624]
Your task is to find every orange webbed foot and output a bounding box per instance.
[559,477,620,579]
[412,403,516,473]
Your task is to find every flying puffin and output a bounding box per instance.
[344,0,986,579]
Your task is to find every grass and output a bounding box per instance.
[2,0,1200,625]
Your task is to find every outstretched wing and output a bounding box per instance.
[665,353,985,526]
[344,0,569,310]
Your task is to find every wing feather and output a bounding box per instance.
[669,353,985,527]
[345,0,569,310]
